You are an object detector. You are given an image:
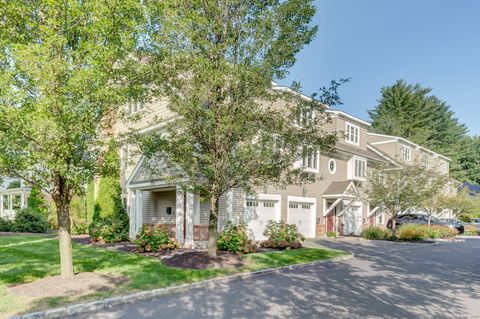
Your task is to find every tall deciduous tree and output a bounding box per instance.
[0,1,143,278]
[368,80,471,181]
[439,188,479,218]
[139,0,337,257]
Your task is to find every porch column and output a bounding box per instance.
[175,186,185,245]
[128,190,136,239]
[226,190,233,222]
[184,192,195,248]
[135,189,143,235]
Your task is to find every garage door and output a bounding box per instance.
[288,202,314,238]
[244,199,279,240]
[342,205,362,236]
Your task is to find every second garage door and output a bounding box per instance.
[288,201,315,238]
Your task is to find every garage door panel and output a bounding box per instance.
[288,202,314,238]
[245,200,279,240]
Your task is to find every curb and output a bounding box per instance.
[10,254,353,319]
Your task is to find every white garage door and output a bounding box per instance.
[245,200,279,240]
[288,202,314,238]
[343,205,362,236]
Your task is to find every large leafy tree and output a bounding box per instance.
[458,136,480,185]
[139,0,337,257]
[368,80,471,181]
[0,1,143,278]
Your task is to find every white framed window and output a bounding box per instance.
[439,160,448,174]
[302,151,320,173]
[328,159,337,174]
[401,145,412,161]
[246,200,258,207]
[128,100,145,114]
[422,153,430,168]
[297,107,313,126]
[263,201,275,208]
[348,156,367,180]
[345,122,360,145]
[289,203,299,209]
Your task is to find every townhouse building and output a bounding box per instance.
[117,87,453,247]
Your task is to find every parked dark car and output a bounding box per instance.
[387,214,464,234]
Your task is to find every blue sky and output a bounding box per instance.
[280,0,480,135]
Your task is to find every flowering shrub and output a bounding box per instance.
[427,225,458,238]
[134,225,179,252]
[72,220,89,235]
[217,222,256,254]
[361,226,392,240]
[260,221,304,249]
[89,218,129,243]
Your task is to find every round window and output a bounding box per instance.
[328,159,336,174]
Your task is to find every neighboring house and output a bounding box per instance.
[0,177,31,220]
[117,88,452,246]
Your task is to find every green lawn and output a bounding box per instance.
[0,235,347,317]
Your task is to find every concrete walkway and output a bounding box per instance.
[69,238,480,319]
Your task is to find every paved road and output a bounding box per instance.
[71,238,480,319]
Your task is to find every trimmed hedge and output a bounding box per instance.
[396,224,457,241]
[89,218,129,243]
[12,208,49,233]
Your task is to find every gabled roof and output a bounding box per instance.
[335,143,387,163]
[324,181,360,197]
[326,109,371,127]
[367,143,402,167]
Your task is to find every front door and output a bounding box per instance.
[343,205,362,236]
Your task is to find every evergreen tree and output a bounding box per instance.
[369,80,471,181]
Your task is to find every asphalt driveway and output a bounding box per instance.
[70,238,480,319]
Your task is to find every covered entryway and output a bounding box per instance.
[244,194,281,240]
[287,196,316,238]
[342,204,362,236]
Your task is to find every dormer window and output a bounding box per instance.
[401,145,411,161]
[347,156,367,180]
[345,122,360,145]
[422,153,430,168]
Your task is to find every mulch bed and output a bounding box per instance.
[163,251,248,269]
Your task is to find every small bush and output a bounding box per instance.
[326,231,337,238]
[71,220,89,235]
[217,222,256,254]
[12,208,48,233]
[0,218,15,232]
[89,218,128,243]
[464,225,479,236]
[458,214,472,223]
[134,224,179,252]
[260,221,304,250]
[427,225,458,239]
[361,226,392,240]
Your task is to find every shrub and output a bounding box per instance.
[217,222,256,254]
[260,221,304,250]
[458,214,472,223]
[464,225,479,236]
[326,231,337,238]
[0,218,15,232]
[134,224,179,252]
[361,226,392,240]
[89,218,129,243]
[12,208,48,233]
[71,220,89,235]
[396,224,456,241]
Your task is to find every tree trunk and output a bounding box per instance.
[52,175,74,279]
[207,193,219,258]
[391,218,397,235]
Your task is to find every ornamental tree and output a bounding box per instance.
[138,0,338,257]
[0,1,143,278]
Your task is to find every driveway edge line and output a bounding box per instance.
[10,254,353,319]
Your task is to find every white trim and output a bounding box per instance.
[323,197,342,216]
[345,122,360,146]
[367,205,381,218]
[328,158,337,174]
[367,144,401,167]
[367,132,451,161]
[327,110,371,127]
[287,196,317,238]
[369,139,397,146]
[348,156,367,181]
[401,145,412,162]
